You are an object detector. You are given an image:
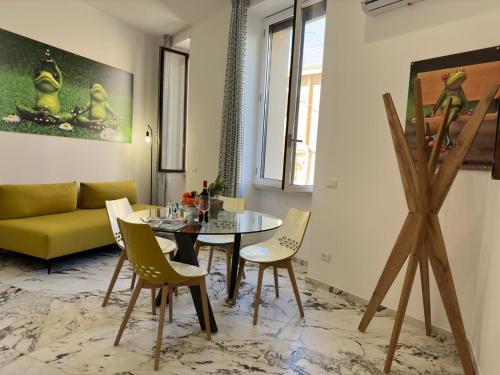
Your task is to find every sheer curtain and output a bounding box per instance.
[218,0,249,197]
[152,35,171,206]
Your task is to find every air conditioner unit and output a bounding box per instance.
[361,0,423,16]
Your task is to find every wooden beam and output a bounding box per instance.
[413,79,430,214]
[384,94,418,212]
[418,245,432,336]
[427,215,475,375]
[384,252,419,373]
[384,213,428,373]
[428,98,452,178]
[358,213,418,332]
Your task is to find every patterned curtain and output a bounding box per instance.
[218,0,249,197]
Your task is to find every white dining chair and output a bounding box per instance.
[102,198,177,308]
[195,196,246,290]
[232,208,310,325]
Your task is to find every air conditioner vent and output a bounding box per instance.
[361,0,423,16]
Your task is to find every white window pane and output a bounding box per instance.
[292,14,325,186]
[160,50,186,171]
[262,22,292,181]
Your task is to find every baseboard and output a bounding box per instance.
[304,274,481,374]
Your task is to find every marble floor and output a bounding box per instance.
[0,246,463,374]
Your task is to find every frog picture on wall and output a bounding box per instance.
[74,83,119,130]
[404,46,500,175]
[425,68,471,151]
[0,27,133,143]
[16,50,66,124]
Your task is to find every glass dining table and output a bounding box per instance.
[124,208,283,333]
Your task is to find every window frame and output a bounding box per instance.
[255,0,325,192]
[158,46,189,173]
[255,8,294,190]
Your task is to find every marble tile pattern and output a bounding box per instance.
[0,246,463,374]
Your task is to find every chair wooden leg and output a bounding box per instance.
[232,258,246,305]
[103,250,127,307]
[154,285,168,371]
[114,279,142,346]
[195,241,201,258]
[207,246,214,273]
[253,264,266,325]
[167,250,179,296]
[151,288,156,315]
[168,286,173,322]
[286,261,304,318]
[168,252,179,295]
[199,277,211,340]
[226,246,232,291]
[130,272,137,290]
[273,267,279,298]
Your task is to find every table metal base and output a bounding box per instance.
[228,233,242,301]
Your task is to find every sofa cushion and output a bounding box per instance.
[0,182,77,220]
[0,204,154,259]
[79,180,137,209]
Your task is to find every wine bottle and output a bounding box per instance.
[200,180,210,221]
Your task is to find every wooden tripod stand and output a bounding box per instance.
[358,78,499,374]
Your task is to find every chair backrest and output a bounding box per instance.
[220,196,246,212]
[117,218,187,283]
[105,198,133,248]
[267,208,311,258]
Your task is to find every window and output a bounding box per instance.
[257,0,326,191]
[158,47,188,172]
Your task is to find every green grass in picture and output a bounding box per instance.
[0,27,133,143]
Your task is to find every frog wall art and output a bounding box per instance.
[0,27,133,143]
[404,46,500,173]
[426,68,471,151]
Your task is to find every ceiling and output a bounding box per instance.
[249,0,293,17]
[80,0,229,37]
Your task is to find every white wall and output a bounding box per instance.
[304,1,500,374]
[0,0,158,203]
[179,5,231,192]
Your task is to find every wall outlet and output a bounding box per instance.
[326,179,338,189]
[320,252,332,263]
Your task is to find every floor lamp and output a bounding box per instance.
[145,124,153,205]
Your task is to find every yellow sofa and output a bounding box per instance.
[0,181,154,273]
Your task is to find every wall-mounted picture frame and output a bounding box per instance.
[0,27,134,143]
[158,46,188,172]
[405,46,500,177]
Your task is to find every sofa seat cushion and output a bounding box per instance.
[0,204,154,260]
